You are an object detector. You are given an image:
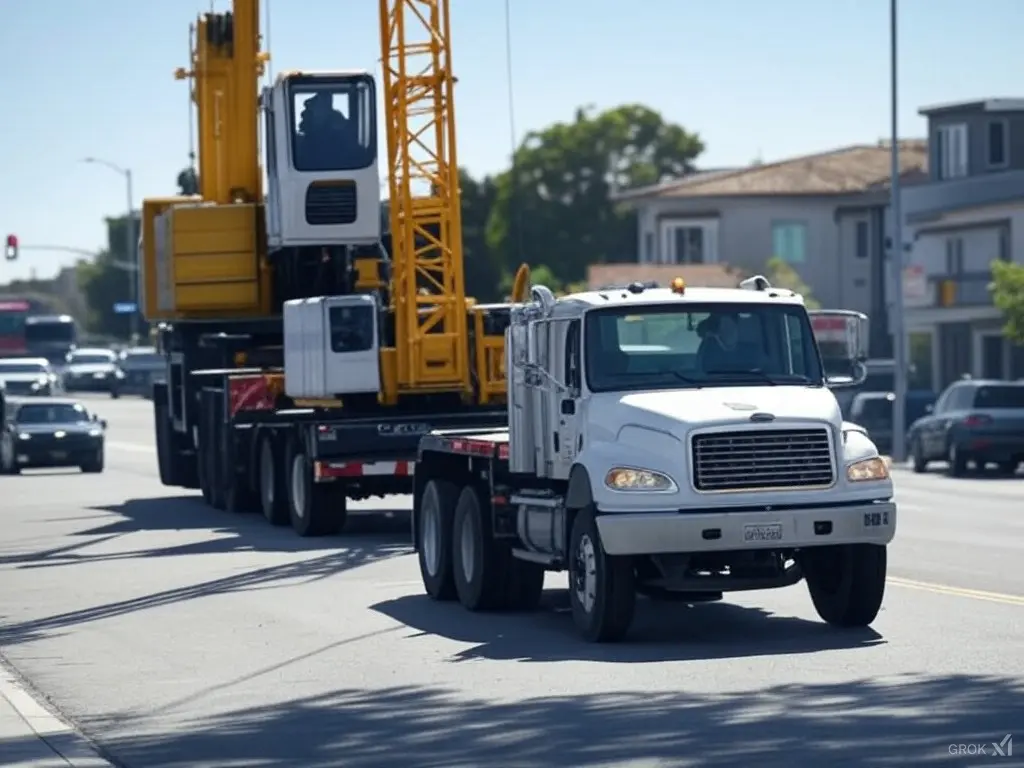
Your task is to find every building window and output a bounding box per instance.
[987,120,1008,167]
[771,222,807,264]
[935,124,968,179]
[855,220,869,259]
[908,331,934,390]
[643,232,654,263]
[945,236,964,274]
[659,218,718,264]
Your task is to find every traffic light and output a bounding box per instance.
[4,234,17,261]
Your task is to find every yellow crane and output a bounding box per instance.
[142,0,527,533]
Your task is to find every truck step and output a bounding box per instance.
[512,548,561,567]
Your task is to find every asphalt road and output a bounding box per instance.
[1,394,1022,767]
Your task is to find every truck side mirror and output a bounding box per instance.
[560,399,576,415]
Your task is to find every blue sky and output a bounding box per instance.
[1,0,1021,281]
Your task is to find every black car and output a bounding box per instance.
[848,389,936,455]
[0,397,106,474]
[0,357,59,396]
[61,348,124,398]
[908,379,1024,476]
[117,346,166,398]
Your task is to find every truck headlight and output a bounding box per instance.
[846,457,889,482]
[605,467,677,492]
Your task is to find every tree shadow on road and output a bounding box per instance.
[0,496,412,567]
[90,675,1024,767]
[372,592,885,663]
[0,544,406,647]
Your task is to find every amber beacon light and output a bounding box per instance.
[4,234,17,261]
[670,277,686,294]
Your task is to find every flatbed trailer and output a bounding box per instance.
[153,317,508,537]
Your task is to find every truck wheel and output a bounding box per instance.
[804,544,887,628]
[287,447,342,537]
[451,485,508,611]
[568,506,635,642]
[258,437,289,526]
[503,558,545,611]
[154,396,178,486]
[417,479,458,601]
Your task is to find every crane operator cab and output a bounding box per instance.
[263,71,381,250]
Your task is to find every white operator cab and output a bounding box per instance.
[262,70,382,250]
[282,294,381,398]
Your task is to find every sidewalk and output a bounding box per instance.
[0,666,112,767]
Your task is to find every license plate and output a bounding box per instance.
[863,510,890,527]
[744,523,782,542]
[93,373,105,379]
[50,451,67,460]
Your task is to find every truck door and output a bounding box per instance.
[554,319,582,477]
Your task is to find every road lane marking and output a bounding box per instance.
[888,576,1024,606]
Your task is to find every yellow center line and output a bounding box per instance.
[888,576,1024,606]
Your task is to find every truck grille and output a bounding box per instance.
[305,183,357,225]
[691,428,834,492]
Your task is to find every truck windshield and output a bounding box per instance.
[290,76,376,172]
[584,302,824,393]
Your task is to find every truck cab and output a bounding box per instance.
[413,277,897,642]
[262,71,381,250]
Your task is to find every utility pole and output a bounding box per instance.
[889,0,908,464]
[83,157,138,342]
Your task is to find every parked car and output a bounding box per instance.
[117,346,166,398]
[908,379,1024,476]
[849,390,936,455]
[0,397,106,474]
[0,357,58,396]
[61,348,124,398]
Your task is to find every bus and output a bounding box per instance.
[25,315,78,366]
[0,300,30,356]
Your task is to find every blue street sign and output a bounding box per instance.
[113,302,138,314]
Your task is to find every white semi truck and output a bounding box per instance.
[410,276,896,642]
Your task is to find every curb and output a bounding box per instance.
[0,665,112,767]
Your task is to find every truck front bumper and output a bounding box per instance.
[595,500,896,556]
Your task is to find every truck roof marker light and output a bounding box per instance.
[670,277,686,294]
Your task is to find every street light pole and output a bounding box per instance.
[83,157,138,342]
[889,0,908,464]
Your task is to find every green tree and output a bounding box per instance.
[498,264,562,298]
[77,214,140,337]
[990,259,1024,344]
[459,170,502,302]
[486,104,704,285]
[764,257,821,309]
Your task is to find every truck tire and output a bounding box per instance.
[199,389,226,510]
[287,445,343,537]
[804,544,887,627]
[154,396,178,486]
[417,479,458,601]
[503,558,545,611]
[258,436,289,526]
[451,485,515,611]
[568,506,635,642]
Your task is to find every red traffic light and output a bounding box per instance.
[4,234,16,261]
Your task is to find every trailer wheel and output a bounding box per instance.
[804,544,887,628]
[154,395,177,486]
[258,436,289,526]
[417,479,458,601]
[451,485,511,611]
[504,558,546,611]
[568,506,635,642]
[287,446,342,537]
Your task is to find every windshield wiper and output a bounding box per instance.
[669,370,703,385]
[704,368,812,386]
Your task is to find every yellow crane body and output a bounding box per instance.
[140,0,527,412]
